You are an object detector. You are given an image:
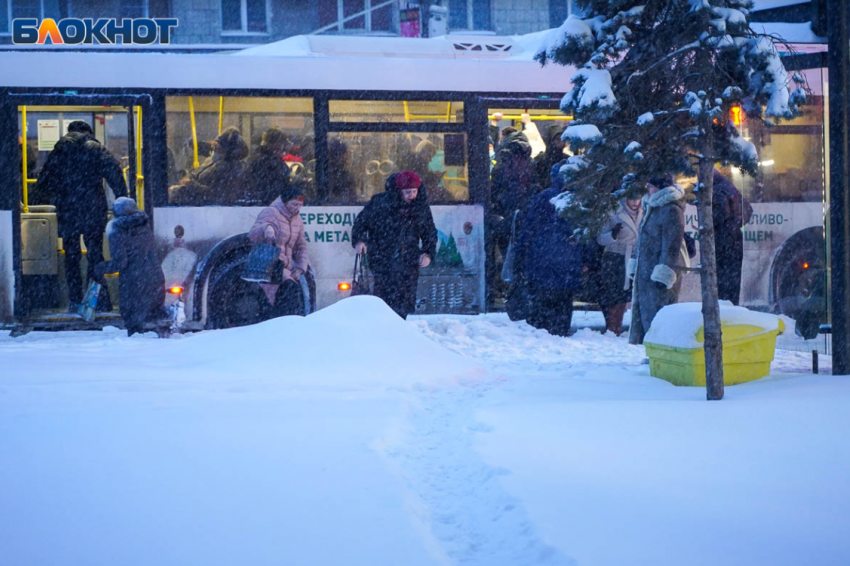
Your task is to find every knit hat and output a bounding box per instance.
[113,197,138,217]
[214,127,249,160]
[67,120,93,135]
[648,174,675,189]
[395,171,421,190]
[279,181,305,203]
[261,128,289,151]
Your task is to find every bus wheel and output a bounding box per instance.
[206,253,270,329]
[771,227,826,319]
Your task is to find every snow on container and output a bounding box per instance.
[643,302,784,386]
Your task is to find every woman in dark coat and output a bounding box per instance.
[712,169,752,305]
[95,198,165,336]
[514,176,587,337]
[351,171,438,319]
[629,177,687,345]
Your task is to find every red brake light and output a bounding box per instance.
[803,263,809,269]
[338,282,351,291]
[169,286,184,294]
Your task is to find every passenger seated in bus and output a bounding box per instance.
[170,127,249,206]
[245,128,291,206]
[401,140,452,202]
[327,139,359,202]
[94,198,166,337]
[247,181,310,318]
[35,120,128,313]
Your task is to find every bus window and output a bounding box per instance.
[165,96,315,206]
[728,98,826,204]
[329,100,464,123]
[326,132,469,203]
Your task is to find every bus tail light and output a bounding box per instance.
[803,263,809,269]
[338,282,351,291]
[169,286,185,294]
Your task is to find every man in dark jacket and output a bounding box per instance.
[245,128,291,205]
[713,170,752,305]
[514,170,587,336]
[95,198,166,336]
[352,171,438,319]
[34,120,128,311]
[171,127,249,205]
[533,124,567,189]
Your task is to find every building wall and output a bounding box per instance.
[0,0,571,46]
[491,0,551,36]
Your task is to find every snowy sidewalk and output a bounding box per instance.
[413,313,850,566]
[2,302,848,566]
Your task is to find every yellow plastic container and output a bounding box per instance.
[644,319,785,386]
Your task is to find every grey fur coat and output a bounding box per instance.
[629,185,687,345]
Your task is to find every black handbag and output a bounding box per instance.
[241,242,282,283]
[351,253,372,296]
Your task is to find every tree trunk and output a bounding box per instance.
[696,134,725,400]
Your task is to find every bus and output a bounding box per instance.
[0,32,829,330]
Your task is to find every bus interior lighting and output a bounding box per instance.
[759,160,775,167]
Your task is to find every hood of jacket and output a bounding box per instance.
[645,184,686,209]
[497,131,532,161]
[107,210,149,237]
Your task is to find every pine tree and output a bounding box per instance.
[537,0,806,400]
[436,233,464,268]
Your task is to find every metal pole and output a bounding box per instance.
[21,106,28,213]
[127,106,137,203]
[827,0,850,374]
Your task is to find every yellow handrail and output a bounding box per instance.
[21,106,29,213]
[188,96,199,169]
[488,114,574,121]
[445,102,451,123]
[135,106,144,209]
[218,96,224,135]
[403,100,411,123]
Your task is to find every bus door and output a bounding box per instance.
[480,99,571,309]
[13,93,151,319]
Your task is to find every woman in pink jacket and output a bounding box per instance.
[248,182,310,317]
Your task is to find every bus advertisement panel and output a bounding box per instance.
[152,205,486,328]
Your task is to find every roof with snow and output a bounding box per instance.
[0,33,573,93]
[751,0,810,10]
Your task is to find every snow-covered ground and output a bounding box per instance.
[2,297,848,566]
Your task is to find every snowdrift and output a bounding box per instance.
[1,296,484,393]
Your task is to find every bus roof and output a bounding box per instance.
[0,32,574,94]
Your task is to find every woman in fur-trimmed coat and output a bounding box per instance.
[629,177,687,345]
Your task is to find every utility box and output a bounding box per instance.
[21,205,59,275]
[644,303,784,386]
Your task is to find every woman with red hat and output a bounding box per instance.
[351,171,438,319]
